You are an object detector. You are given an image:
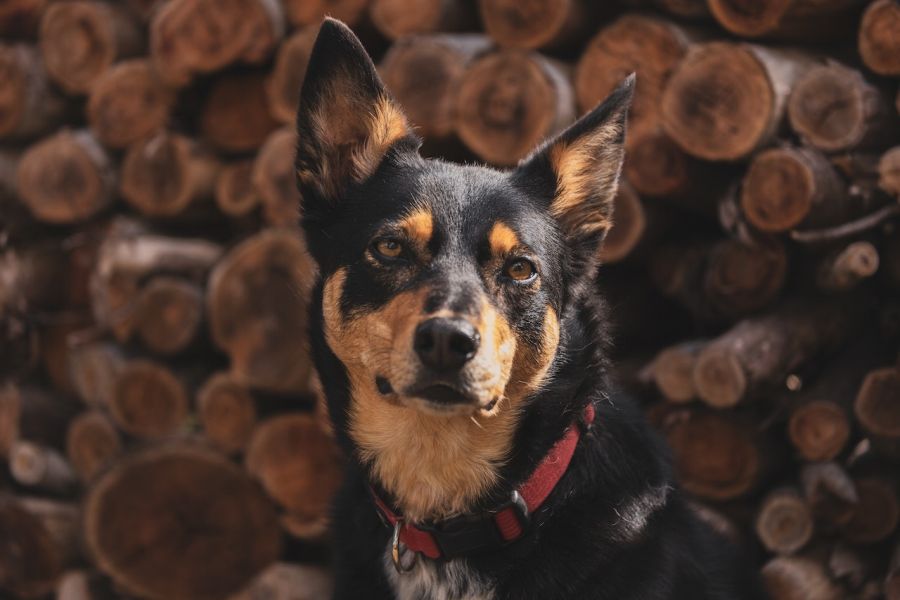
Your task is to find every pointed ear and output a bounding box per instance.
[513,75,634,258]
[295,18,418,210]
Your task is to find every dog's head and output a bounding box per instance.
[297,20,631,422]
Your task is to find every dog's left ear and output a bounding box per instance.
[513,75,634,266]
[295,18,417,212]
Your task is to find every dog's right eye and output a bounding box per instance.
[373,238,403,259]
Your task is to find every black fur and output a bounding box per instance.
[298,19,767,600]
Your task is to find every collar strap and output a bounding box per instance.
[371,403,596,563]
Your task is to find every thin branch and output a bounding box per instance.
[790,203,900,244]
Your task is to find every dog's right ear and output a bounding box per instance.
[295,18,418,215]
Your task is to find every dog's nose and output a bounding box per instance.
[414,318,480,372]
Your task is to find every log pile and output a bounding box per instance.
[1,1,899,598]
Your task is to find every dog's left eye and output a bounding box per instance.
[505,258,536,282]
[373,238,403,259]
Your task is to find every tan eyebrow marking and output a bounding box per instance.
[488,221,521,256]
[398,208,434,249]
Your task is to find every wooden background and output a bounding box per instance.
[1,0,899,598]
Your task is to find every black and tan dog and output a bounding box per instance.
[296,19,767,600]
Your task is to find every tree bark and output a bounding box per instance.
[381,34,491,140]
[661,43,817,161]
[56,570,117,600]
[761,556,844,600]
[121,131,220,218]
[693,301,852,408]
[0,43,67,140]
[455,50,575,166]
[858,0,900,76]
[83,444,281,599]
[202,70,280,153]
[16,129,113,224]
[65,411,122,482]
[789,63,899,153]
[228,563,333,600]
[197,372,257,455]
[371,0,475,40]
[9,440,78,495]
[39,1,145,95]
[245,414,343,539]
[0,384,77,459]
[801,461,857,528]
[68,342,126,409]
[207,230,317,394]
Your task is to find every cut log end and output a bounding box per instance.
[202,71,279,153]
[265,27,317,125]
[371,0,458,40]
[624,128,692,198]
[762,556,843,600]
[110,359,189,439]
[661,43,775,161]
[216,160,260,217]
[134,277,204,355]
[703,238,787,317]
[599,182,645,264]
[859,0,900,76]
[693,349,746,408]
[456,51,573,165]
[755,488,814,555]
[84,445,281,599]
[9,441,78,494]
[840,477,900,544]
[282,0,368,27]
[253,128,300,228]
[817,241,879,292]
[788,401,851,462]
[854,367,900,439]
[66,411,122,482]
[651,342,705,403]
[16,130,112,224]
[879,146,900,198]
[197,373,257,455]
[479,0,573,49]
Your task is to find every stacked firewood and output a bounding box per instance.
[1,0,899,598]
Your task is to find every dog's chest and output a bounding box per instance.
[384,547,496,600]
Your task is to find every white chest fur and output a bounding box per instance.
[384,546,496,600]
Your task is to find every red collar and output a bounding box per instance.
[371,403,596,566]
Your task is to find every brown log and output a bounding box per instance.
[216,160,260,218]
[789,63,899,153]
[0,243,71,314]
[121,131,220,218]
[816,241,879,292]
[39,315,91,396]
[801,461,857,527]
[708,0,865,40]
[761,556,843,600]
[858,0,900,77]
[0,0,46,38]
[245,414,343,539]
[109,359,190,440]
[150,0,285,87]
[16,129,113,224]
[653,0,708,18]
[599,181,645,264]
[623,126,704,198]
[702,236,787,319]
[839,476,900,544]
[0,496,79,599]
[854,367,900,459]
[83,444,281,599]
[197,372,257,455]
[39,1,145,95]
[65,411,122,482]
[253,128,299,228]
[879,146,900,198]
[207,230,316,394]
[56,570,116,600]
[87,59,174,149]
[789,398,852,464]
[755,487,814,555]
[133,277,205,356]
[228,563,333,600]
[574,15,693,127]
[9,441,78,495]
[0,43,67,140]
[381,34,491,140]
[661,408,768,501]
[478,0,596,49]
[90,220,223,342]
[648,340,708,404]
[0,385,77,459]
[68,342,125,409]
[202,70,280,153]
[281,0,368,28]
[371,0,475,40]
[455,50,574,166]
[264,26,317,125]
[693,301,852,408]
[661,43,817,161]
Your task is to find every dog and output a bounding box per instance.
[295,18,768,600]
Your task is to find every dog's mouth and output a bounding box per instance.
[413,383,475,406]
[376,376,498,415]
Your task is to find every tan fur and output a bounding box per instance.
[488,222,521,256]
[548,121,624,237]
[398,209,434,254]
[322,268,561,522]
[354,95,410,181]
